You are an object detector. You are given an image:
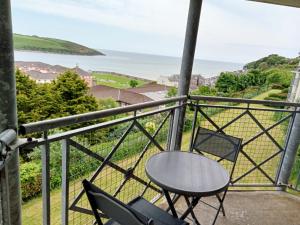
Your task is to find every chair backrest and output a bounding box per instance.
[192,127,242,163]
[83,180,149,225]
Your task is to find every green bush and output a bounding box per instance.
[264,96,282,101]
[271,84,285,89]
[282,88,289,94]
[20,162,42,200]
[268,93,287,100]
[265,68,292,88]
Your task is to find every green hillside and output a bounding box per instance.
[13,34,104,56]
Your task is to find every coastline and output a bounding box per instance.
[14,49,105,57]
[14,50,244,80]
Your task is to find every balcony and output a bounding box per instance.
[17,96,300,225]
[1,1,300,224]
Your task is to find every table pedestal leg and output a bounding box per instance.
[166,194,181,213]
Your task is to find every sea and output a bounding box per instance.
[14,49,244,81]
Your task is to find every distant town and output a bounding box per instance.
[16,61,219,106]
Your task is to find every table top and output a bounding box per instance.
[145,151,230,197]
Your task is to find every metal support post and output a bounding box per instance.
[61,139,70,225]
[0,0,21,224]
[171,0,203,150]
[278,110,300,188]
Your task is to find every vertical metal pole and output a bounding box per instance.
[0,0,16,130]
[0,165,11,225]
[42,131,51,225]
[0,0,21,224]
[166,110,174,151]
[189,105,198,152]
[278,110,300,188]
[61,139,70,225]
[170,0,203,150]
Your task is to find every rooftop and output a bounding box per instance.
[90,84,153,105]
[127,82,171,94]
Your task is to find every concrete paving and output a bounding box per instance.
[168,191,300,225]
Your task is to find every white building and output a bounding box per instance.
[288,55,300,102]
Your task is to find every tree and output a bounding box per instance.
[166,87,178,98]
[246,69,266,87]
[192,86,216,96]
[129,80,138,88]
[244,54,290,70]
[52,70,98,115]
[215,72,239,93]
[265,68,292,88]
[16,69,62,125]
[98,98,118,110]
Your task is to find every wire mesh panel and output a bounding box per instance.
[19,106,174,225]
[64,110,172,224]
[188,101,296,188]
[193,127,241,162]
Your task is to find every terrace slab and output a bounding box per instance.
[164,191,300,225]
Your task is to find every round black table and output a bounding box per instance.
[145,151,230,223]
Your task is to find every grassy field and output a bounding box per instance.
[14,34,103,56]
[92,72,148,89]
[22,89,287,224]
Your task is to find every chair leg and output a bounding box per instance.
[212,190,228,225]
[184,196,201,225]
[180,197,200,220]
[216,194,225,217]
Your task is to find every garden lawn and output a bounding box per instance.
[92,72,147,89]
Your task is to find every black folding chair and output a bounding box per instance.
[83,179,188,225]
[191,127,242,225]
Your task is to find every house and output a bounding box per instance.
[15,61,95,87]
[288,58,300,102]
[90,85,153,106]
[127,82,171,101]
[158,74,219,90]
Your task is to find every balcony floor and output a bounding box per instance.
[165,191,300,225]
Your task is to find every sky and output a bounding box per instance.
[11,0,300,63]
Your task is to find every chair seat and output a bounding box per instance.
[104,197,188,225]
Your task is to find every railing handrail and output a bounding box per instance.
[189,95,300,108]
[24,105,180,146]
[19,96,187,135]
[20,94,300,135]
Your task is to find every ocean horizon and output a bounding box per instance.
[14,49,244,81]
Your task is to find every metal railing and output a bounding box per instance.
[19,96,185,225]
[188,95,300,190]
[18,95,300,225]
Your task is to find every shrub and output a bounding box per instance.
[20,162,42,200]
[268,93,287,100]
[282,88,289,94]
[265,68,292,88]
[271,84,285,90]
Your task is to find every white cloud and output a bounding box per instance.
[12,0,189,37]
[12,0,300,62]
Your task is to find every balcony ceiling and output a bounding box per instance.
[250,0,300,8]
